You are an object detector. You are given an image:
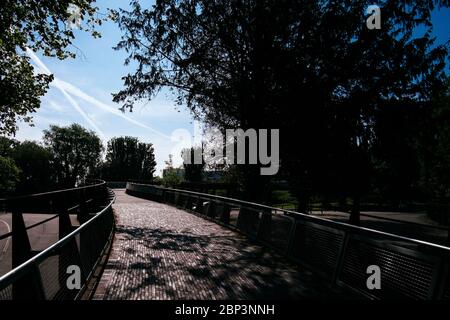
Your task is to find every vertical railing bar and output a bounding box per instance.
[430,258,447,300]
[332,231,350,286]
[285,216,297,257]
[31,261,46,300]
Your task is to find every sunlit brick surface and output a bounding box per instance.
[94,190,343,300]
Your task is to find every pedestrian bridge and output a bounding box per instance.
[93,190,338,299]
[1,182,450,300]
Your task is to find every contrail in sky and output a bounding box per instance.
[53,79,172,139]
[26,48,105,139]
[26,48,172,141]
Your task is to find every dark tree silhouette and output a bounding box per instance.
[182,147,205,182]
[0,137,20,195]
[12,141,54,193]
[43,123,103,187]
[112,0,449,222]
[0,136,18,157]
[0,156,20,195]
[103,136,156,181]
[0,1,103,136]
[418,78,450,200]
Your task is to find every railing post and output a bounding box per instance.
[185,195,193,210]
[12,209,32,268]
[257,210,272,243]
[195,197,204,214]
[78,189,90,225]
[236,206,260,236]
[58,203,73,238]
[206,201,216,218]
[174,193,181,207]
[285,216,297,256]
[11,208,46,299]
[447,227,450,247]
[56,195,85,297]
[430,259,446,299]
[332,232,350,286]
[220,203,231,224]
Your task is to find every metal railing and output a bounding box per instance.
[126,182,450,300]
[0,180,115,300]
[309,208,450,246]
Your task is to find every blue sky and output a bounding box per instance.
[16,1,449,176]
[18,0,197,176]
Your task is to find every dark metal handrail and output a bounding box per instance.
[0,179,105,203]
[0,180,115,300]
[126,182,450,300]
[127,183,450,250]
[0,197,114,289]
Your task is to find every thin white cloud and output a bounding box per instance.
[26,48,106,139]
[53,79,172,140]
[24,48,194,175]
[26,48,172,141]
[47,100,66,113]
[15,114,73,142]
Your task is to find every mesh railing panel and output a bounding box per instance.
[125,183,450,300]
[0,185,114,301]
[38,255,62,300]
[259,213,294,252]
[291,221,344,279]
[236,207,261,238]
[443,267,450,300]
[228,209,240,227]
[0,284,12,300]
[338,238,437,299]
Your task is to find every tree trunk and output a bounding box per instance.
[242,165,269,203]
[349,194,360,225]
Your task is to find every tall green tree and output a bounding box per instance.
[103,136,156,181]
[113,0,449,223]
[43,123,103,187]
[422,78,450,200]
[0,136,19,195]
[12,141,54,193]
[0,156,20,195]
[0,136,18,157]
[0,0,103,136]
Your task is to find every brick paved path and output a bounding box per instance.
[94,190,344,300]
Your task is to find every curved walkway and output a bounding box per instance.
[94,190,344,300]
